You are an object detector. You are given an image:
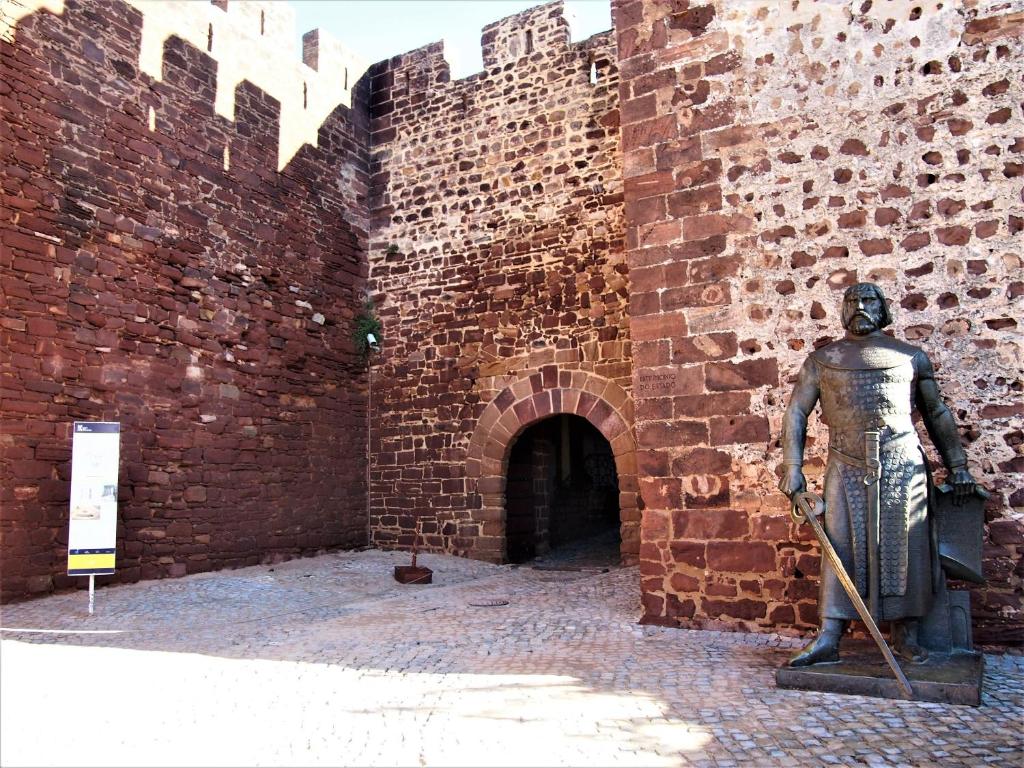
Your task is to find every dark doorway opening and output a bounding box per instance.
[505,415,620,566]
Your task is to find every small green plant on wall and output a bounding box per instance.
[352,299,382,358]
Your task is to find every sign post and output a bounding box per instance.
[68,422,120,613]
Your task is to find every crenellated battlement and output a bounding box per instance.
[369,0,607,96]
[366,0,616,152]
[4,0,611,170]
[126,0,367,170]
[481,0,571,69]
[4,0,367,170]
[372,40,452,100]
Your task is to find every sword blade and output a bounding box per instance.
[795,492,914,700]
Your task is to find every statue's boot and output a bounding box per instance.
[892,619,929,664]
[788,618,847,667]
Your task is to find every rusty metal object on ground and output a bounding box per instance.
[394,550,432,584]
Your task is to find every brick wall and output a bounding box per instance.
[1,0,370,599]
[2,0,1021,642]
[615,0,1023,641]
[365,1,633,563]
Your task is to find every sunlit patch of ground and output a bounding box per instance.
[1,549,1021,767]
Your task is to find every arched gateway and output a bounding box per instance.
[464,369,639,565]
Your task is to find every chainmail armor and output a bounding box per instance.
[816,355,921,598]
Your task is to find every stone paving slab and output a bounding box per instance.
[1,549,1021,767]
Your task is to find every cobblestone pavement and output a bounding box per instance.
[1,548,1021,767]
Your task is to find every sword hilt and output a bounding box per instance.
[863,429,882,623]
[791,491,824,525]
[863,429,881,485]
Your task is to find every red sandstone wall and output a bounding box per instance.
[615,0,1023,641]
[3,0,1020,644]
[1,0,370,600]
[365,1,631,561]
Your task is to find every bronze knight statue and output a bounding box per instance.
[779,282,978,667]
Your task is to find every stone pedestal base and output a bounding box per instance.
[776,642,984,705]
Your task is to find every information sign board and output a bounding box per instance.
[67,422,120,576]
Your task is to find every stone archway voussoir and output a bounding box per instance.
[476,402,501,434]
[560,388,581,415]
[614,448,637,477]
[512,397,537,427]
[610,431,634,457]
[598,411,629,445]
[530,390,553,420]
[497,408,520,437]
[576,390,598,419]
[480,457,503,477]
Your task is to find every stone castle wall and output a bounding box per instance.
[1,0,1020,642]
[364,3,633,562]
[1,0,370,599]
[615,0,1023,642]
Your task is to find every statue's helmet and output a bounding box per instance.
[840,282,893,330]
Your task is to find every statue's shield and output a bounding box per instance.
[932,484,987,584]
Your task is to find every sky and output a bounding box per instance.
[289,0,613,78]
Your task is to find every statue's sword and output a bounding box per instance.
[864,429,881,622]
[791,491,914,700]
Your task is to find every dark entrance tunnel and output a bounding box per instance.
[504,414,620,565]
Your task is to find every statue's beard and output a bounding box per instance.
[845,313,879,335]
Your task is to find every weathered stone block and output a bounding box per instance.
[706,542,776,573]
[701,598,767,620]
[669,541,707,568]
[705,359,778,391]
[673,508,747,540]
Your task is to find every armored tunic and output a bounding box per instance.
[785,334,936,621]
